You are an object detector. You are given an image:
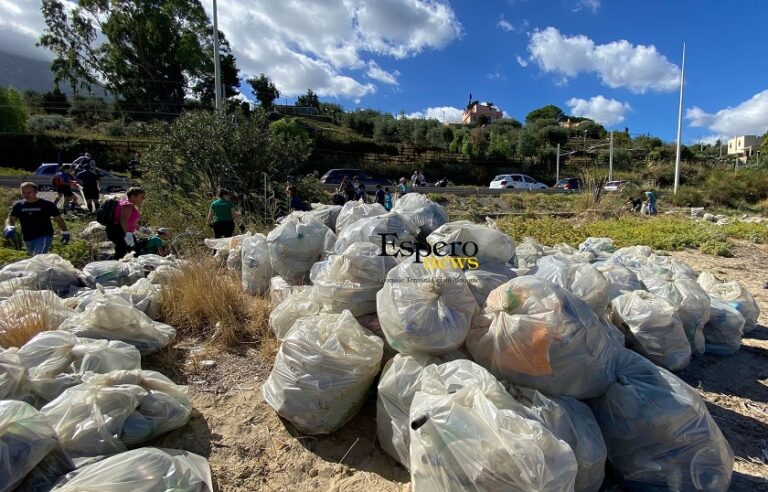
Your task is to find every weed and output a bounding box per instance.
[0,292,71,348]
[721,221,768,244]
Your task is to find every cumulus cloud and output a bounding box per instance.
[497,18,515,31]
[406,106,464,123]
[686,89,768,136]
[366,60,400,85]
[566,95,631,125]
[525,27,681,93]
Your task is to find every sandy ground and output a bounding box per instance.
[146,241,768,492]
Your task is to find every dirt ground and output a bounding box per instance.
[148,241,768,492]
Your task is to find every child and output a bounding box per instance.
[383,187,393,211]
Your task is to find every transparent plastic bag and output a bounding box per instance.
[50,447,213,492]
[267,215,336,284]
[58,295,176,354]
[464,263,516,308]
[534,255,612,314]
[147,264,183,285]
[641,275,709,355]
[392,192,448,236]
[595,261,645,300]
[409,359,578,492]
[80,221,107,242]
[82,260,145,288]
[0,290,75,348]
[516,237,552,269]
[310,242,398,316]
[377,262,478,355]
[427,220,516,266]
[334,211,418,254]
[613,245,652,258]
[263,310,383,434]
[467,276,621,398]
[609,290,691,371]
[578,237,616,257]
[335,200,386,235]
[703,298,744,355]
[0,254,83,297]
[268,286,322,341]
[506,386,607,492]
[241,233,273,296]
[0,400,61,492]
[589,350,734,491]
[268,275,304,307]
[73,279,163,320]
[41,369,192,461]
[698,271,760,333]
[309,203,343,232]
[0,349,29,401]
[17,330,141,404]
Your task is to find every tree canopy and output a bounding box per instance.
[247,74,280,109]
[38,0,240,118]
[0,87,28,132]
[525,105,565,124]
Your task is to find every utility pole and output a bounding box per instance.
[673,42,686,194]
[608,130,614,181]
[556,143,560,183]
[212,0,222,112]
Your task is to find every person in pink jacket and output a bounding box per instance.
[107,187,146,259]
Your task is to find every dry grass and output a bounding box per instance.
[159,256,272,351]
[0,292,71,348]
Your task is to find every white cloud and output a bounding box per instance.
[406,106,464,123]
[572,0,601,13]
[515,55,529,67]
[566,95,631,125]
[486,72,506,81]
[497,18,515,32]
[0,0,56,60]
[686,89,768,136]
[366,60,400,85]
[526,27,681,93]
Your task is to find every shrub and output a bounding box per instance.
[25,114,75,134]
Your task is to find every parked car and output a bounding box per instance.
[33,163,130,192]
[603,180,639,192]
[553,177,583,191]
[489,174,548,190]
[319,168,392,187]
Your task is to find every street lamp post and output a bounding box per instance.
[608,130,614,182]
[212,0,222,112]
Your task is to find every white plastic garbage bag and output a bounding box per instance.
[147,264,183,285]
[17,330,141,404]
[50,447,213,492]
[633,254,698,281]
[589,350,734,491]
[466,276,621,399]
[335,200,386,235]
[263,310,383,434]
[516,237,550,269]
[268,276,304,307]
[309,203,343,232]
[0,254,83,297]
[41,369,192,461]
[506,386,607,492]
[595,261,645,299]
[609,291,691,371]
[268,286,322,341]
[534,255,612,314]
[703,298,744,355]
[393,192,448,236]
[82,260,144,288]
[698,271,760,333]
[464,263,516,308]
[579,237,615,258]
[409,359,578,492]
[0,290,75,348]
[427,220,516,266]
[267,215,336,284]
[641,275,709,355]
[310,242,398,316]
[0,350,29,401]
[613,245,652,258]
[0,400,60,492]
[241,233,273,296]
[58,295,176,354]
[73,279,163,320]
[80,221,107,241]
[334,211,419,254]
[204,233,248,263]
[133,254,179,271]
[377,262,478,355]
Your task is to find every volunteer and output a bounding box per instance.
[4,182,69,255]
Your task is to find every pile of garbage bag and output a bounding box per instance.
[68,279,162,320]
[41,369,192,461]
[377,262,478,355]
[49,447,212,491]
[467,276,621,399]
[82,260,144,288]
[335,200,386,235]
[533,255,612,314]
[267,215,336,283]
[609,290,691,371]
[589,350,734,491]
[334,211,418,253]
[427,220,516,265]
[263,310,383,434]
[0,254,83,298]
[698,271,760,332]
[392,193,447,236]
[241,233,273,296]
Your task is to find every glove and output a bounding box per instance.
[238,223,246,233]
[61,231,70,245]
[138,226,151,235]
[124,232,136,247]
[3,226,15,240]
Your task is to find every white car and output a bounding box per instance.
[489,174,548,190]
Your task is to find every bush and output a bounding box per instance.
[669,187,710,207]
[25,114,75,134]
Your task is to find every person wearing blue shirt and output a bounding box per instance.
[644,191,658,215]
[286,185,310,212]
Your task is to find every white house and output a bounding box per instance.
[727,135,761,160]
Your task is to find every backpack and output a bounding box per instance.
[51,173,63,188]
[96,198,119,226]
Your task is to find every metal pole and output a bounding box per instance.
[608,130,613,181]
[673,42,686,194]
[212,0,222,112]
[556,143,560,183]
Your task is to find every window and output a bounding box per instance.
[511,175,523,182]
[523,176,535,183]
[494,175,506,181]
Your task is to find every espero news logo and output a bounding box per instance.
[378,233,479,270]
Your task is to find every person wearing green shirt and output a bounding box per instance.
[141,228,170,256]
[207,189,244,238]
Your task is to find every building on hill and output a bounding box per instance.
[462,102,503,125]
[727,135,762,163]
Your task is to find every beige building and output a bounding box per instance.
[462,102,503,125]
[727,135,761,160]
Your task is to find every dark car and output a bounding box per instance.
[553,177,583,191]
[320,168,392,187]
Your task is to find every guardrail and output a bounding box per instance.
[318,182,581,196]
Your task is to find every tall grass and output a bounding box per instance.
[159,256,271,351]
[0,292,72,348]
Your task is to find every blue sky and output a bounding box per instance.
[3,0,767,142]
